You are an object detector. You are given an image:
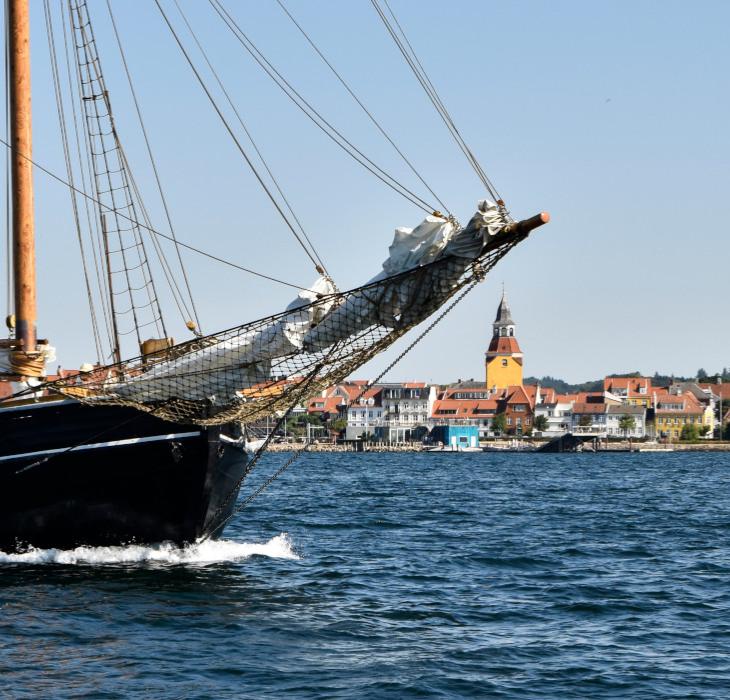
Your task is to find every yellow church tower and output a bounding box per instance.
[485,292,523,390]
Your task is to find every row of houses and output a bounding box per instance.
[304,295,727,443]
[306,375,728,442]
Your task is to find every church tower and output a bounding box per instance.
[485,291,523,390]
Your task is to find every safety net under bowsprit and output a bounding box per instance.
[53,201,539,426]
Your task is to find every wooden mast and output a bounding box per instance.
[8,0,39,371]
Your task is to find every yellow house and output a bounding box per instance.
[485,293,523,390]
[654,391,714,439]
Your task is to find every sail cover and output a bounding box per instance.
[54,201,528,426]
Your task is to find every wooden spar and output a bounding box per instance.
[101,215,122,366]
[8,0,37,359]
[501,212,550,237]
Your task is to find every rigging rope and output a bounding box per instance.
[171,0,329,278]
[370,0,504,205]
[60,1,116,356]
[209,0,437,215]
[204,263,487,538]
[106,0,202,333]
[0,136,314,292]
[121,149,201,334]
[70,0,168,352]
[154,0,326,277]
[44,0,104,362]
[274,0,449,215]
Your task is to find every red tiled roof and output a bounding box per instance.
[655,390,703,414]
[603,376,652,397]
[307,396,347,414]
[431,398,498,417]
[572,402,606,414]
[576,392,604,403]
[487,336,522,354]
[538,387,557,404]
[494,385,535,410]
[353,387,382,403]
[655,403,702,415]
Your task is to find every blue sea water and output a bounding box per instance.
[1,452,730,699]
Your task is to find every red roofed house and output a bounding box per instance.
[652,388,711,439]
[603,376,653,407]
[500,384,534,435]
[533,393,576,436]
[431,390,499,438]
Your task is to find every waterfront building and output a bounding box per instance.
[431,382,539,437]
[431,386,499,438]
[570,402,609,435]
[501,384,534,435]
[485,292,523,391]
[308,381,369,420]
[534,393,575,436]
[345,386,384,440]
[378,383,436,442]
[430,424,480,449]
[603,376,654,407]
[652,388,712,439]
[606,405,647,437]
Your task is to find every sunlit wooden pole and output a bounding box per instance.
[8,0,37,357]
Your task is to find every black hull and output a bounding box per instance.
[0,399,248,552]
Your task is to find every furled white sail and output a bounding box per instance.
[113,275,336,402]
[104,201,508,406]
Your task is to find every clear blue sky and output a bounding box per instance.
[2,0,729,383]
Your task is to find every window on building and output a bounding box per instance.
[501,359,508,367]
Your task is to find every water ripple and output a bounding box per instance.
[1,452,730,698]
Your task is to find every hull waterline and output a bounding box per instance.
[0,399,248,552]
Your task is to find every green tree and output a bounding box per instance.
[618,414,636,437]
[330,418,348,433]
[697,368,708,380]
[699,425,711,437]
[680,423,699,441]
[533,414,549,432]
[491,413,507,435]
[579,414,592,427]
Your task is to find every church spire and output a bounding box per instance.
[493,289,515,337]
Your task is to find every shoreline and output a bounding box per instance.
[265,441,730,453]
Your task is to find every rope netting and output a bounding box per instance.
[51,212,533,427]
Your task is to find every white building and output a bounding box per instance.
[571,402,646,437]
[345,387,384,440]
[605,405,646,437]
[534,398,574,436]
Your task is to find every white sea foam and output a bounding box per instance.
[0,533,298,566]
